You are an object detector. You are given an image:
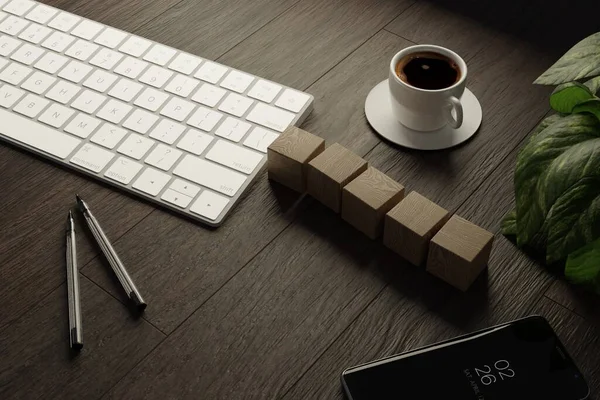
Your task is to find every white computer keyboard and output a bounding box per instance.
[0,0,313,226]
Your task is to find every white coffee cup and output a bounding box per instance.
[388,45,467,132]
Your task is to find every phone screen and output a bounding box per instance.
[342,317,589,400]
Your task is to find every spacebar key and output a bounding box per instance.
[173,155,246,197]
[0,109,81,159]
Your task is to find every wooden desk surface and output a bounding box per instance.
[1,0,599,398]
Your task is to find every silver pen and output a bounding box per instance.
[66,211,83,350]
[76,195,147,311]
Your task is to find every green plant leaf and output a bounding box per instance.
[549,82,593,113]
[518,114,562,159]
[584,76,600,95]
[515,114,600,248]
[572,98,600,121]
[540,138,600,263]
[534,32,600,85]
[501,210,517,236]
[565,238,600,292]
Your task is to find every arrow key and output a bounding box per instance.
[190,190,229,221]
[169,178,200,198]
[161,188,193,208]
[132,167,171,196]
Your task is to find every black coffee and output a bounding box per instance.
[395,52,461,90]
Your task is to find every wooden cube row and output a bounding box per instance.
[267,126,494,291]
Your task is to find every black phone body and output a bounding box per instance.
[341,316,589,400]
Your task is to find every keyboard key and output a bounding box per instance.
[139,65,172,88]
[21,70,55,94]
[71,19,102,40]
[134,87,168,112]
[132,167,170,196]
[48,11,79,32]
[205,139,263,174]
[145,143,182,171]
[71,89,105,113]
[94,27,126,49]
[275,88,311,113]
[168,53,201,75]
[194,61,227,84]
[218,92,253,117]
[58,60,92,83]
[34,51,67,73]
[0,108,80,158]
[3,0,34,17]
[149,120,185,145]
[89,47,122,69]
[117,133,155,160]
[10,42,43,64]
[161,188,193,209]
[42,30,74,52]
[122,108,158,134]
[96,98,132,124]
[174,155,246,197]
[169,178,200,198]
[25,4,57,24]
[45,79,80,104]
[191,83,226,107]
[0,15,29,35]
[104,156,143,184]
[164,74,199,97]
[0,34,22,56]
[176,129,213,155]
[38,103,74,128]
[214,117,251,142]
[91,123,127,149]
[70,143,114,172]
[114,56,148,79]
[64,113,101,138]
[0,84,24,107]
[143,44,176,66]
[220,70,254,94]
[160,97,195,122]
[83,69,117,92]
[243,126,278,153]
[187,106,222,132]
[190,190,229,221]
[246,102,295,132]
[118,36,151,57]
[13,92,48,117]
[0,62,31,84]
[108,78,142,102]
[247,79,281,103]
[65,39,99,61]
[17,22,51,44]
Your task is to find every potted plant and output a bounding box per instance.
[503,32,600,292]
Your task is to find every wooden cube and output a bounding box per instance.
[426,215,494,291]
[383,191,449,266]
[267,126,325,192]
[342,167,405,239]
[307,143,368,213]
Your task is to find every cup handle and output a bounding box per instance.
[444,96,463,129]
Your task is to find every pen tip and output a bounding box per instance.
[69,210,73,219]
[76,194,82,203]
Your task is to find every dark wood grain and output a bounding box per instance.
[282,145,555,400]
[0,276,164,400]
[218,0,416,89]
[1,0,600,398]
[132,0,301,62]
[0,145,154,331]
[81,22,416,335]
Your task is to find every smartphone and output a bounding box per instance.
[341,316,589,400]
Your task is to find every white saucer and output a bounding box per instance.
[365,80,482,150]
